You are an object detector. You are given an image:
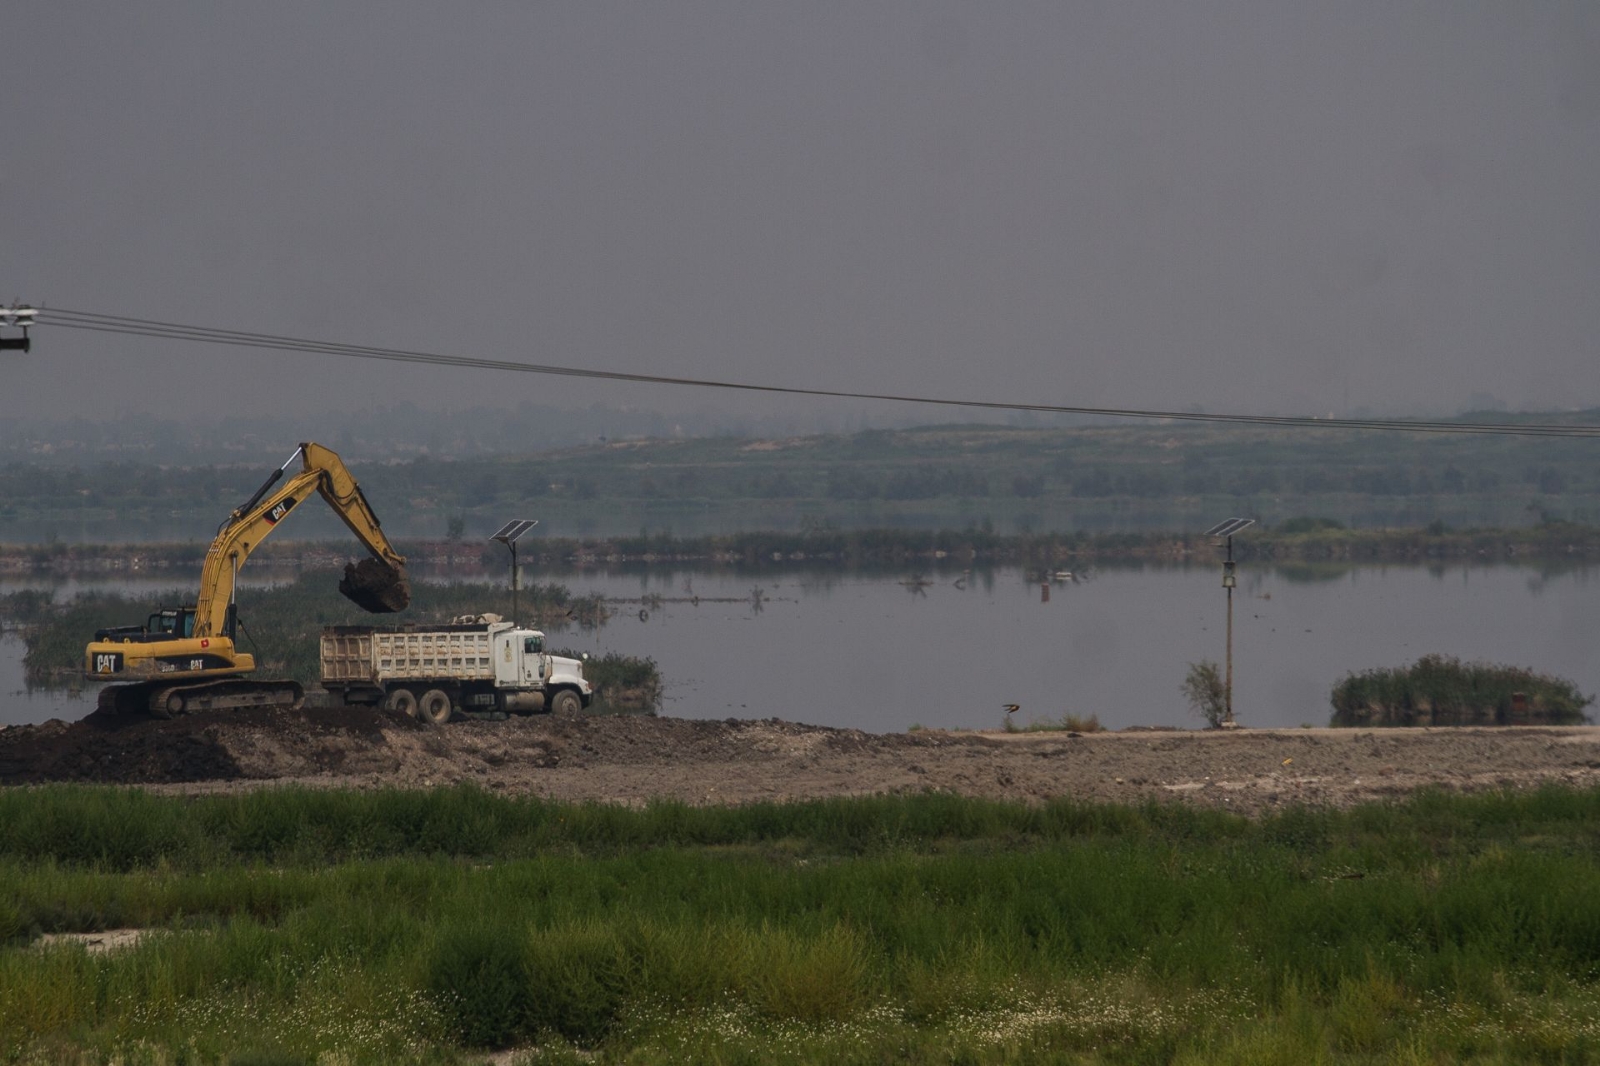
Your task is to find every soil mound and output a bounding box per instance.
[4,704,1600,813]
[0,712,244,785]
[0,703,411,786]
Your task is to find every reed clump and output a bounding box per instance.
[1330,654,1591,727]
[553,648,663,713]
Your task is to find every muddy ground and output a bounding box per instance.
[5,705,1600,813]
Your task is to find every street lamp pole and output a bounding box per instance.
[1224,533,1236,725]
[1205,517,1254,728]
[511,539,520,625]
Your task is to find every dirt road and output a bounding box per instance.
[3,706,1599,813]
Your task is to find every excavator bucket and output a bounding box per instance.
[339,558,411,613]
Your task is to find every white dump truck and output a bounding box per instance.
[319,616,592,724]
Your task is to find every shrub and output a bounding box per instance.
[737,923,868,1024]
[1330,654,1592,727]
[1182,661,1228,728]
[426,923,532,1049]
[523,922,626,1044]
[552,649,661,712]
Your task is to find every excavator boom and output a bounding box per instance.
[194,442,409,637]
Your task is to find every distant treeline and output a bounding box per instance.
[5,421,1600,538]
[6,520,1600,575]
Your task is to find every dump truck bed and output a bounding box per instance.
[320,624,500,685]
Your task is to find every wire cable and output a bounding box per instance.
[32,305,1600,439]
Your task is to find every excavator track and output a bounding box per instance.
[97,679,305,718]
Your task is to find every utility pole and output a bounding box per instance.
[490,519,538,625]
[0,306,35,352]
[1204,517,1255,727]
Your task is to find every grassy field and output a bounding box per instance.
[4,786,1600,1063]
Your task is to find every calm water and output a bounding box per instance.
[4,564,1598,731]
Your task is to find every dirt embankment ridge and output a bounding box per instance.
[4,707,1600,813]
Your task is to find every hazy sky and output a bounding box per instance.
[4,2,1598,425]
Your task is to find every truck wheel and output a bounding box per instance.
[418,688,454,725]
[384,688,419,719]
[550,689,582,717]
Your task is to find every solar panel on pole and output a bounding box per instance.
[490,519,539,624]
[492,519,538,545]
[1204,517,1256,539]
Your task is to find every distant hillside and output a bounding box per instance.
[2,417,1598,542]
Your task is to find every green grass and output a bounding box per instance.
[1331,654,1593,727]
[5,787,1600,1061]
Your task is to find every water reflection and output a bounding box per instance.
[1272,563,1352,585]
[0,634,95,726]
[3,562,1598,733]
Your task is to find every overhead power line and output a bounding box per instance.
[30,305,1600,439]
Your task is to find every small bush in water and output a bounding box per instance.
[1330,654,1592,727]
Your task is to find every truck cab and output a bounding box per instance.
[491,625,591,708]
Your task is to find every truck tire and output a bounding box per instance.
[550,689,582,717]
[418,688,454,725]
[384,688,419,719]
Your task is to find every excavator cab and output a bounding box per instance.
[150,608,198,639]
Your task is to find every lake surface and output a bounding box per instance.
[4,563,1598,732]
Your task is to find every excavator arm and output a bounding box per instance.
[193,442,410,639]
[86,441,409,713]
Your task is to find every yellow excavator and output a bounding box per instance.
[85,442,410,716]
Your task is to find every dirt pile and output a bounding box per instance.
[0,711,244,785]
[4,707,1600,812]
